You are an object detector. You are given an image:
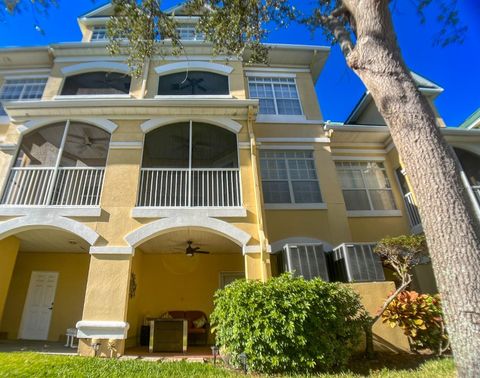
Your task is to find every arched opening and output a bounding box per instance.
[125,227,245,355]
[1,120,111,206]
[61,71,131,96]
[455,148,480,203]
[0,227,93,345]
[157,71,229,96]
[138,121,241,208]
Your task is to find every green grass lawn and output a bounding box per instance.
[0,352,455,378]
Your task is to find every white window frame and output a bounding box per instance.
[335,161,397,212]
[176,24,204,41]
[247,75,304,117]
[260,150,323,206]
[91,26,107,41]
[0,76,48,116]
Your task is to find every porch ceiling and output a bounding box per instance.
[138,228,241,255]
[16,229,90,253]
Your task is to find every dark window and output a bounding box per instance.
[157,71,229,95]
[61,72,131,95]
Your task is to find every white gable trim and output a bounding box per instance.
[155,61,233,76]
[61,62,130,76]
[19,118,118,135]
[125,216,251,248]
[140,116,242,134]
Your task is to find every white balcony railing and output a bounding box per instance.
[404,192,422,229]
[1,167,105,206]
[137,168,242,207]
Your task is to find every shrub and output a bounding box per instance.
[382,291,449,355]
[210,273,364,374]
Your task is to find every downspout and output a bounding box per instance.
[246,105,270,282]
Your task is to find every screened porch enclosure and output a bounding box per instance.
[137,121,242,208]
[1,121,110,206]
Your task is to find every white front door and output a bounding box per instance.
[19,271,59,340]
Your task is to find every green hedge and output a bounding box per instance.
[211,274,364,374]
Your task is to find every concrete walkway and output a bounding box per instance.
[0,340,76,355]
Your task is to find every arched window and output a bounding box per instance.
[138,121,241,207]
[157,71,229,96]
[2,121,111,206]
[61,71,131,95]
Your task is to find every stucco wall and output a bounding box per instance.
[0,252,90,341]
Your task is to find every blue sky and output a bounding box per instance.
[0,0,478,126]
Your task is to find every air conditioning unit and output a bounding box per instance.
[278,244,330,281]
[329,243,385,282]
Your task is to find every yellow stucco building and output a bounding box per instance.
[0,2,479,357]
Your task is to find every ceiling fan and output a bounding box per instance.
[185,240,210,257]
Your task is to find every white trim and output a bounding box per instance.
[242,244,272,254]
[125,216,251,248]
[0,206,101,217]
[80,2,113,18]
[258,144,314,150]
[154,95,233,99]
[158,55,240,61]
[245,67,310,73]
[54,56,127,63]
[238,142,251,149]
[140,117,242,134]
[332,156,386,162]
[131,207,247,218]
[255,115,308,125]
[19,118,118,135]
[4,74,49,81]
[270,237,333,253]
[89,246,134,255]
[155,61,234,75]
[256,137,330,143]
[76,321,130,340]
[0,143,17,152]
[245,72,297,78]
[264,203,327,210]
[54,94,131,100]
[61,62,130,76]
[110,141,143,150]
[0,215,100,245]
[330,148,386,154]
[0,68,51,75]
[347,210,402,217]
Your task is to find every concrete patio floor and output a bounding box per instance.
[0,340,77,355]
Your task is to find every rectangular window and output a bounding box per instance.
[335,161,396,211]
[176,25,204,41]
[248,77,302,115]
[91,26,107,41]
[0,78,47,115]
[260,150,322,204]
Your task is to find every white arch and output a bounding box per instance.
[155,61,233,76]
[0,215,100,245]
[61,62,130,76]
[140,116,242,134]
[270,237,333,253]
[125,216,251,248]
[19,118,118,135]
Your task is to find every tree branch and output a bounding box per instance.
[372,275,412,324]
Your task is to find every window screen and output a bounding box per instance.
[248,77,302,115]
[0,78,47,115]
[61,72,131,95]
[260,150,322,204]
[336,161,396,211]
[157,71,229,95]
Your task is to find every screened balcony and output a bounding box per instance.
[137,121,242,208]
[1,121,110,207]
